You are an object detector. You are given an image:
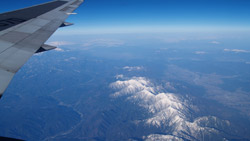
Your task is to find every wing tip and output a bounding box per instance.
[0,94,2,99]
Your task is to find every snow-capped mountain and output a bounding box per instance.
[110,76,234,140]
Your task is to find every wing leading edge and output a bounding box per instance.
[0,0,84,99]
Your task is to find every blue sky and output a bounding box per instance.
[0,0,250,34]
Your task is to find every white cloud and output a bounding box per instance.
[34,53,44,56]
[123,66,144,71]
[110,76,231,140]
[48,41,75,46]
[210,41,220,44]
[224,49,250,53]
[195,51,206,55]
[82,39,124,47]
[64,57,77,62]
[54,47,64,52]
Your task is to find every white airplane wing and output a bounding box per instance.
[0,0,84,99]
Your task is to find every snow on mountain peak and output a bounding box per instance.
[110,76,232,140]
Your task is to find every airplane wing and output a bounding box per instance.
[0,0,84,99]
